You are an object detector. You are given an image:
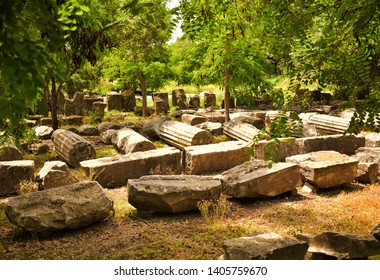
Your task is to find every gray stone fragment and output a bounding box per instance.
[355,162,378,184]
[286,151,358,188]
[113,128,155,154]
[29,143,50,155]
[308,232,380,259]
[195,122,223,136]
[153,92,169,115]
[0,160,35,196]
[222,232,309,260]
[181,114,206,126]
[223,122,261,143]
[364,132,380,147]
[127,175,221,213]
[221,160,302,198]
[106,91,123,111]
[78,125,100,136]
[0,140,23,161]
[100,129,118,145]
[36,161,79,189]
[253,138,298,162]
[34,126,54,140]
[5,181,113,232]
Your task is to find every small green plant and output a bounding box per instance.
[198,197,230,227]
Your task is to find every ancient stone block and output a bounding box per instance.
[34,126,54,140]
[296,134,365,155]
[36,161,79,190]
[141,117,166,140]
[371,223,380,242]
[106,91,123,111]
[222,232,308,260]
[223,122,261,142]
[92,102,107,120]
[181,114,206,126]
[172,89,187,109]
[204,92,216,108]
[64,92,85,116]
[365,132,380,147]
[113,128,156,154]
[308,114,350,135]
[159,121,214,150]
[98,122,124,133]
[188,95,200,109]
[0,140,23,161]
[100,129,118,145]
[195,122,223,136]
[286,151,358,188]
[122,90,136,111]
[0,160,35,196]
[5,181,112,232]
[308,232,380,259]
[78,125,100,136]
[253,138,298,162]
[184,141,248,175]
[230,115,265,129]
[221,160,302,198]
[60,115,83,126]
[153,92,169,115]
[29,143,50,155]
[52,129,96,167]
[84,96,103,112]
[221,96,235,109]
[127,175,221,213]
[198,112,225,123]
[355,162,378,184]
[80,147,182,188]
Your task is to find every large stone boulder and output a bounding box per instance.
[221,160,302,198]
[307,232,380,259]
[127,175,221,213]
[0,140,23,161]
[36,161,79,190]
[5,181,113,232]
[0,160,35,196]
[286,151,358,188]
[222,232,308,260]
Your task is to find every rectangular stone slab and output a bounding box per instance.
[184,141,248,175]
[286,151,358,188]
[221,161,302,198]
[0,160,35,196]
[80,147,182,188]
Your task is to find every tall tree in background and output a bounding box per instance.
[179,0,272,122]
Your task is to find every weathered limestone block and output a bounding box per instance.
[364,132,380,147]
[92,102,107,120]
[78,125,100,136]
[39,117,53,126]
[198,112,225,123]
[29,143,50,155]
[253,138,298,162]
[286,151,358,188]
[159,121,213,150]
[5,181,112,232]
[127,175,221,213]
[184,141,248,175]
[52,129,96,167]
[188,95,200,109]
[355,162,378,184]
[34,126,54,140]
[106,91,123,111]
[223,122,261,143]
[121,90,136,111]
[221,160,302,198]
[64,92,85,116]
[0,160,35,196]
[296,134,365,155]
[0,141,23,161]
[98,122,123,133]
[80,147,182,188]
[113,128,156,154]
[153,92,169,115]
[308,114,350,135]
[60,115,83,126]
[230,115,265,129]
[172,89,187,109]
[181,114,206,126]
[222,232,308,260]
[100,129,118,145]
[84,96,103,112]
[195,122,223,136]
[36,161,79,190]
[204,92,216,108]
[307,232,380,260]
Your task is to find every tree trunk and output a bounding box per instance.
[224,33,232,123]
[138,69,147,117]
[51,76,59,130]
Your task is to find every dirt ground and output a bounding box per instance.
[1,182,380,260]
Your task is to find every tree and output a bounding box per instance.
[105,0,173,117]
[179,0,273,122]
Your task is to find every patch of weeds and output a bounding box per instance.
[152,140,168,149]
[213,135,230,143]
[96,145,119,158]
[112,200,137,220]
[70,168,89,181]
[16,180,39,195]
[198,197,230,228]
